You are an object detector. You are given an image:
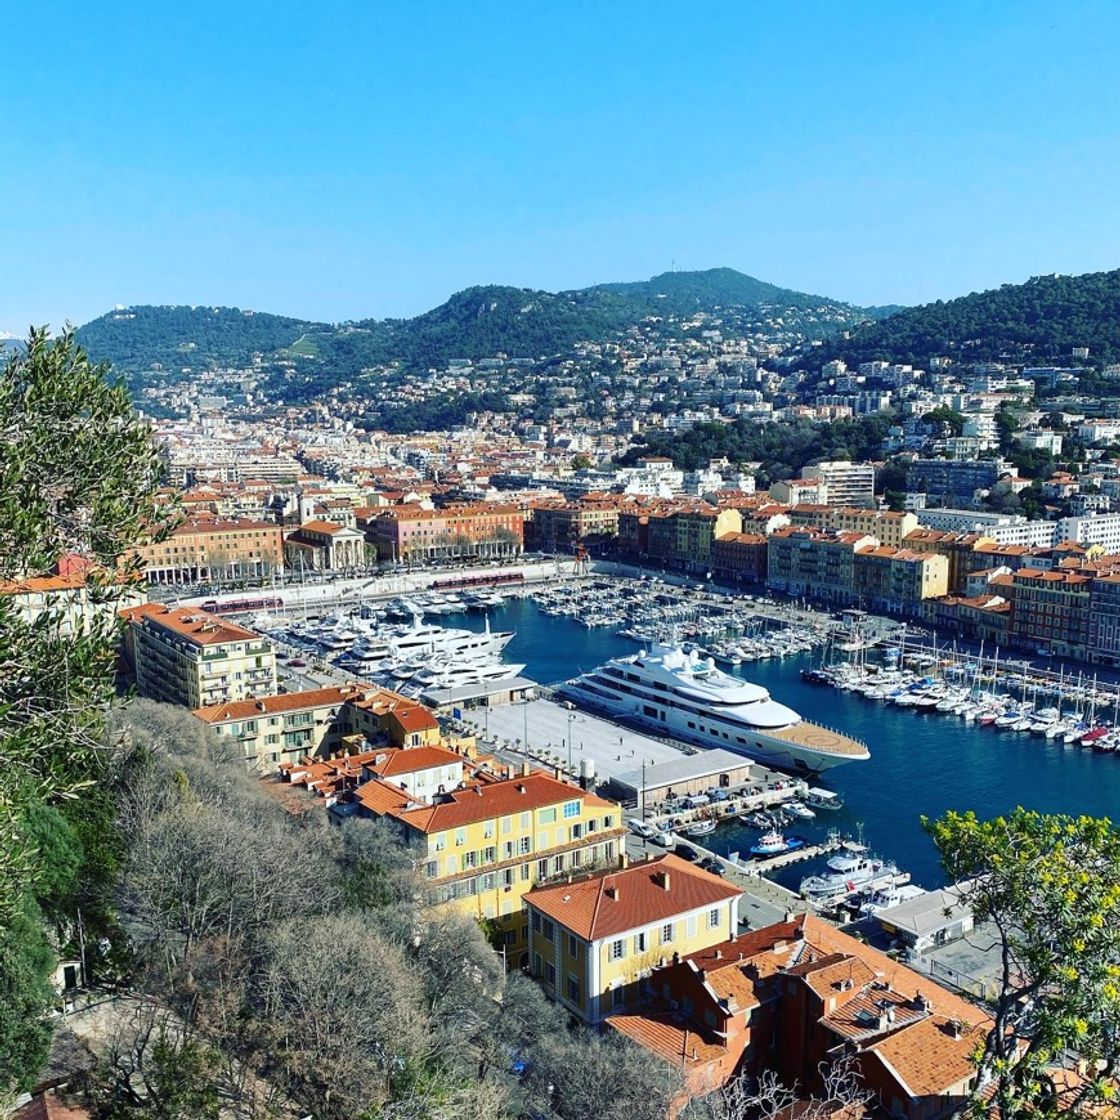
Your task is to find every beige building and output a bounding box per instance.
[284,519,371,571]
[121,603,277,710]
[194,683,442,769]
[829,508,918,547]
[799,460,876,508]
[0,570,147,635]
[853,547,950,616]
[135,517,285,584]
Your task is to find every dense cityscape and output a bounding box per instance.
[6,5,1120,1120]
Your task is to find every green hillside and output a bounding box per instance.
[76,268,876,379]
[819,270,1120,368]
[77,305,321,372]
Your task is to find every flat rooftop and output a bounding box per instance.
[459,697,712,786]
[612,748,758,793]
[421,676,536,706]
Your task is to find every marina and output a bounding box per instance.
[410,592,1120,892]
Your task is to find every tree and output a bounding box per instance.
[0,329,171,1100]
[570,453,593,471]
[924,808,1120,1119]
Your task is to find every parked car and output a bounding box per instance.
[288,658,306,667]
[674,843,700,863]
[699,856,726,877]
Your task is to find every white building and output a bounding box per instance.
[1017,430,1064,455]
[799,460,876,508]
[916,508,1059,547]
[1058,513,1120,552]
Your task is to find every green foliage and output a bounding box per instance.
[0,329,170,1098]
[0,900,56,1094]
[76,269,881,389]
[619,414,894,483]
[924,807,1120,1119]
[923,404,965,436]
[76,305,316,375]
[821,269,1120,367]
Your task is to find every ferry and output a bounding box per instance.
[558,643,870,774]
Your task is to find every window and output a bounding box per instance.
[567,975,580,1002]
[455,828,466,846]
[537,859,548,880]
[635,931,648,953]
[543,919,555,942]
[686,916,697,937]
[434,834,446,852]
[610,939,626,961]
[611,984,625,1008]
[545,962,556,985]
[539,807,557,825]
[570,823,583,840]
[520,812,531,830]
[520,862,530,881]
[563,801,581,819]
[531,912,541,933]
[661,922,674,945]
[518,836,532,855]
[502,816,512,835]
[424,860,438,879]
[463,851,477,869]
[708,907,721,929]
[504,841,514,860]
[553,854,565,874]
[483,846,496,864]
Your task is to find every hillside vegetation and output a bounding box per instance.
[818,269,1120,368]
[76,268,877,380]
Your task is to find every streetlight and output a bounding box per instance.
[566,712,575,775]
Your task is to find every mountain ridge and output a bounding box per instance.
[75,268,884,378]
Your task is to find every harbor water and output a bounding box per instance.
[446,597,1120,890]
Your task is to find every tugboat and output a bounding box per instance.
[749,830,807,857]
[686,818,717,838]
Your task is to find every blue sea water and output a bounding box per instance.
[448,598,1120,889]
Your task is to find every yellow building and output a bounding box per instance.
[525,854,743,1023]
[672,507,743,565]
[853,546,950,616]
[121,603,277,709]
[341,769,628,964]
[828,508,918,548]
[194,683,442,769]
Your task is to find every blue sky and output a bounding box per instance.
[3,0,1119,331]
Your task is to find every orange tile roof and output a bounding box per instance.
[526,854,741,942]
[299,519,347,534]
[391,771,615,834]
[864,1013,981,1097]
[367,745,462,777]
[121,603,261,646]
[607,1011,728,1068]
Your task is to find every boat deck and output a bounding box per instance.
[771,720,869,758]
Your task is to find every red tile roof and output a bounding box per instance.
[121,603,261,646]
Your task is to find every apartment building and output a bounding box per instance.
[194,683,441,769]
[711,532,768,583]
[905,459,1007,507]
[902,530,995,593]
[525,854,742,1024]
[766,528,877,603]
[997,568,1093,657]
[0,569,146,635]
[326,769,627,962]
[529,497,620,551]
[366,503,525,562]
[135,516,285,584]
[608,913,989,1117]
[853,547,949,617]
[121,603,277,709]
[829,507,918,547]
[799,460,876,508]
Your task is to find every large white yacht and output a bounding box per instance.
[559,644,870,774]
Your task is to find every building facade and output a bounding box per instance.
[121,604,277,709]
[136,517,285,584]
[525,854,743,1024]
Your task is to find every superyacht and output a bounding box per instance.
[558,643,869,774]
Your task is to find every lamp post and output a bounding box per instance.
[566,712,575,776]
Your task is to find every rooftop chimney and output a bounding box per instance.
[714,948,723,960]
[654,870,672,891]
[605,885,619,901]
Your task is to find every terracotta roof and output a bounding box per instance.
[607,1011,728,1068]
[12,1094,92,1120]
[194,684,372,722]
[526,854,741,942]
[366,745,462,777]
[121,603,261,646]
[864,1013,981,1097]
[299,519,346,534]
[391,771,615,834]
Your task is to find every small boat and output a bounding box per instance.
[804,787,844,812]
[686,819,717,837]
[750,830,807,857]
[785,801,816,820]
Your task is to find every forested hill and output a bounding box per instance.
[816,269,1120,368]
[76,268,879,379]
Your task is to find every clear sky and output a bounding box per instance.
[3,0,1119,332]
